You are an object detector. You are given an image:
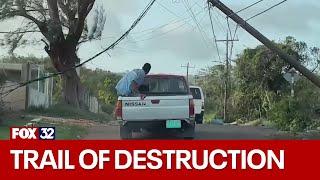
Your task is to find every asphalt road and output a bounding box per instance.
[84,123,290,140]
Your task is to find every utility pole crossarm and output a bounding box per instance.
[208,0,320,88]
[216,39,239,42]
[181,62,195,83]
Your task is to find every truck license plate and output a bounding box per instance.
[166,120,181,129]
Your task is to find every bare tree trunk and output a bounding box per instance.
[62,69,84,107]
[48,42,84,107]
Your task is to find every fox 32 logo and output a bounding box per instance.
[10,127,55,140]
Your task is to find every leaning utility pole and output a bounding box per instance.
[181,62,195,83]
[216,33,239,122]
[208,0,320,88]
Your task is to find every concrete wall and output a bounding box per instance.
[1,63,99,113]
[28,87,51,108]
[1,63,53,111]
[27,73,53,109]
[84,92,100,113]
[1,63,26,111]
[2,82,26,111]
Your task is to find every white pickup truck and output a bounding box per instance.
[115,74,195,139]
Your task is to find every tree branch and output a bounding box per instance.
[9,9,42,27]
[41,38,51,55]
[0,30,41,34]
[77,36,100,46]
[25,5,49,21]
[57,0,75,21]
[9,8,49,13]
[3,2,49,40]
[47,0,60,23]
[311,63,319,73]
[67,0,95,45]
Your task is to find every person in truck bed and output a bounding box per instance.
[115,63,151,97]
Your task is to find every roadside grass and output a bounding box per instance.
[0,113,88,140]
[27,104,113,123]
[203,112,224,124]
[203,112,216,124]
[0,116,30,139]
[38,122,87,140]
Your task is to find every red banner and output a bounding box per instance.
[0,140,319,179]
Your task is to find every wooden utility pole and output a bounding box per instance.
[181,62,195,83]
[216,33,238,122]
[208,0,320,88]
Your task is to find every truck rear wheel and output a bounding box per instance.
[195,113,204,124]
[120,125,132,139]
[183,124,195,139]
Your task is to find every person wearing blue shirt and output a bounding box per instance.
[115,63,151,97]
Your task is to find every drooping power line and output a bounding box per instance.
[232,0,265,16]
[226,0,287,61]
[131,9,205,41]
[246,0,288,21]
[208,3,221,63]
[182,0,210,48]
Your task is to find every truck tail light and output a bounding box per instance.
[115,100,122,120]
[189,99,195,118]
[201,102,205,110]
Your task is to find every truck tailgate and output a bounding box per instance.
[121,96,190,120]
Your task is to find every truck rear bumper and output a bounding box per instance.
[119,118,195,133]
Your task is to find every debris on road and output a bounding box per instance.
[211,119,224,125]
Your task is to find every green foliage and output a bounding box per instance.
[295,77,320,116]
[80,68,121,110]
[100,103,115,115]
[233,45,290,121]
[268,98,311,132]
[52,76,63,103]
[197,36,320,132]
[203,112,219,124]
[80,68,106,96]
[98,74,121,105]
[196,65,225,118]
[232,37,319,126]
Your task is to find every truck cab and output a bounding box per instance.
[115,74,195,139]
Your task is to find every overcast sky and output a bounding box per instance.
[0,0,319,75]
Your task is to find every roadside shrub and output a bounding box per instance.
[203,112,224,124]
[101,103,115,114]
[268,98,311,132]
[203,112,216,124]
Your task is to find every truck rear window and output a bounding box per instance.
[139,76,188,95]
[190,88,202,99]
